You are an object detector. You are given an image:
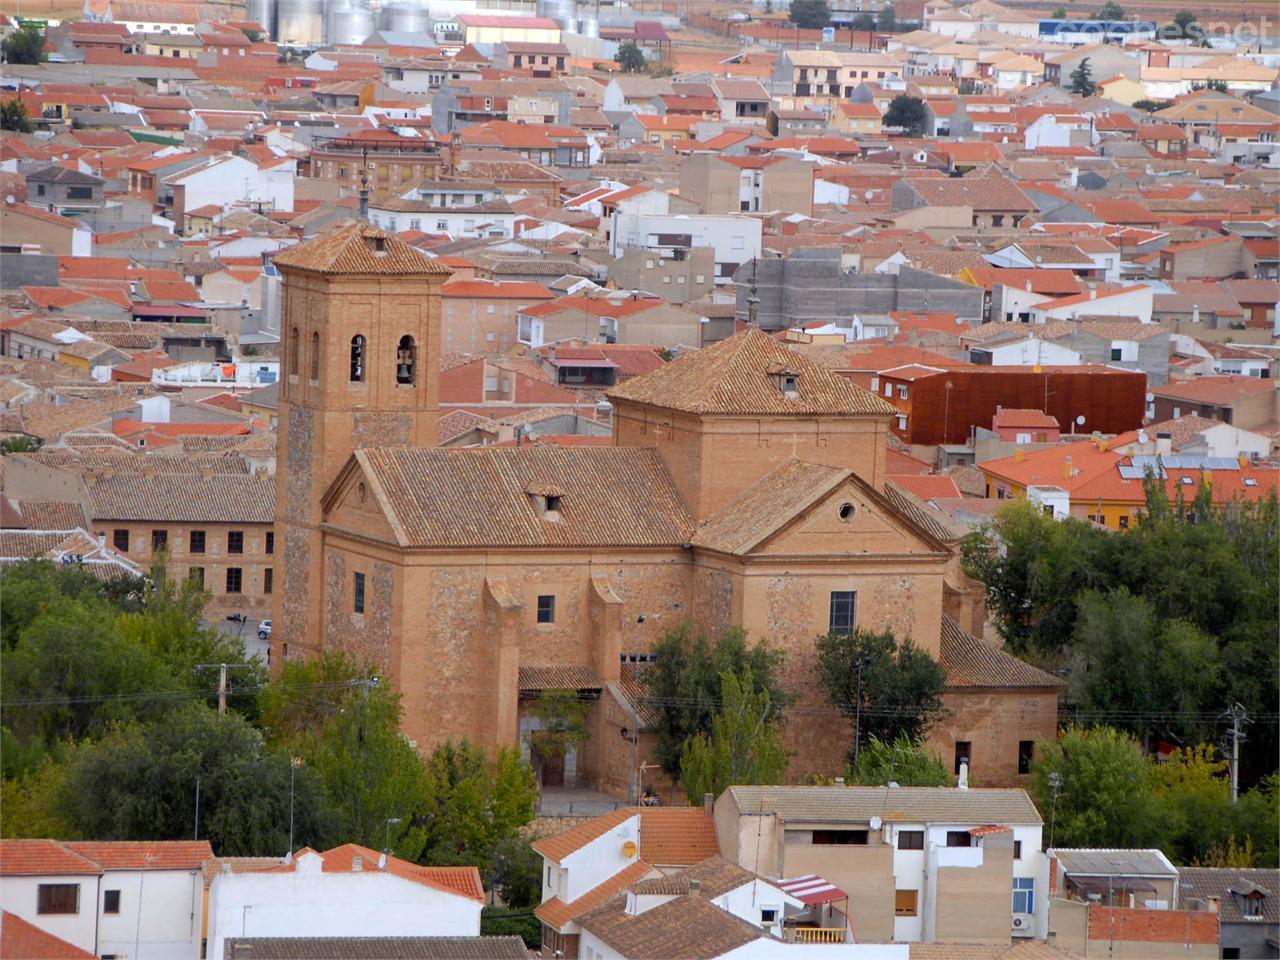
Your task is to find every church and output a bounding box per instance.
[269,222,1059,797]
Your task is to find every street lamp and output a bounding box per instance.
[852,656,873,770]
[620,726,638,805]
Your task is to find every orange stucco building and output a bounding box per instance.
[271,222,1059,796]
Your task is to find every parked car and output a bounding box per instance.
[258,619,272,641]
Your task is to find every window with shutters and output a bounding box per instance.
[895,890,918,916]
[37,884,79,915]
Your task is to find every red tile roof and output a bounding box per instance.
[0,841,103,877]
[261,845,484,900]
[886,473,963,500]
[0,912,97,959]
[63,841,214,871]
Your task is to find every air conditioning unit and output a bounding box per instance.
[1011,914,1033,934]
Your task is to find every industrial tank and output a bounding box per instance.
[275,0,324,45]
[245,0,278,39]
[382,0,428,33]
[326,0,376,45]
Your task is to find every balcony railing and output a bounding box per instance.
[792,927,847,944]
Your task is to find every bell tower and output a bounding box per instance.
[270,222,451,662]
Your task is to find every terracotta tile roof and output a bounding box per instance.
[637,807,719,867]
[535,858,653,930]
[2,499,88,530]
[726,783,1043,824]
[219,937,529,958]
[1177,868,1280,924]
[272,222,452,276]
[992,408,1059,430]
[1150,376,1275,406]
[518,664,603,692]
[887,473,963,500]
[0,911,97,959]
[903,171,1034,212]
[577,884,768,959]
[692,460,847,555]
[88,473,274,524]
[356,446,692,548]
[940,616,1062,690]
[532,808,636,864]
[64,841,213,871]
[628,857,754,898]
[0,840,103,876]
[260,845,484,901]
[607,329,895,417]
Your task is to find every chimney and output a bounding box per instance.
[1064,455,1073,479]
[1088,288,1097,300]
[1156,431,1172,457]
[221,862,232,874]
[703,793,714,817]
[1014,446,1025,462]
[1192,303,1200,323]
[1238,454,1249,469]
[351,855,363,872]
[957,758,969,790]
[688,879,701,898]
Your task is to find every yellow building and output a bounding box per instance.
[1095,75,1147,107]
[458,14,561,45]
[979,439,1279,529]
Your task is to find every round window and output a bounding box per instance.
[838,502,855,521]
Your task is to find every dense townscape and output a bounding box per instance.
[0,0,1277,956]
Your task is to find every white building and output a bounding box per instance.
[164,154,296,231]
[969,336,1083,366]
[1029,285,1155,324]
[0,839,212,960]
[206,844,485,960]
[608,212,763,287]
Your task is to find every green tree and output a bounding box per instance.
[62,703,332,856]
[1051,5,1067,16]
[1190,79,1230,93]
[1169,9,1197,36]
[2,26,46,65]
[1068,57,1096,97]
[680,668,788,802]
[0,434,40,453]
[488,836,543,908]
[816,627,945,763]
[420,741,537,878]
[481,906,541,948]
[614,40,646,73]
[240,26,264,41]
[640,623,788,790]
[1092,0,1124,19]
[0,751,77,839]
[527,689,589,786]
[847,734,951,787]
[882,94,927,136]
[1031,726,1165,850]
[876,4,896,30]
[1068,588,1220,747]
[289,676,434,861]
[788,0,832,29]
[851,12,875,29]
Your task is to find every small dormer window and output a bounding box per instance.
[767,363,801,398]
[546,494,562,513]
[525,483,565,520]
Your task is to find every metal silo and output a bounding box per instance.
[275,0,324,46]
[326,0,376,44]
[246,0,278,38]
[382,0,428,33]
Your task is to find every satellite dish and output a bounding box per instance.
[1138,430,1149,443]
[864,190,875,202]
[869,815,883,830]
[1075,415,1086,426]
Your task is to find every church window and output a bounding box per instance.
[353,572,366,614]
[397,335,416,385]
[289,327,299,377]
[350,334,366,382]
[829,591,856,634]
[310,332,320,381]
[838,502,855,522]
[537,595,556,624]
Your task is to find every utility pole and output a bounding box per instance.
[1225,703,1249,802]
[195,663,254,715]
[852,656,872,770]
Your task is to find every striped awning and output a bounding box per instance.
[777,874,848,906]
